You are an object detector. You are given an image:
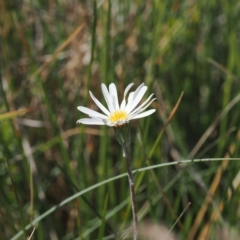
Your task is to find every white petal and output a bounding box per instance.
[130,109,156,119]
[120,83,134,110]
[132,83,145,100]
[129,95,156,117]
[101,83,115,112]
[129,83,145,105]
[89,91,110,116]
[76,118,105,125]
[129,93,154,115]
[129,100,156,119]
[109,83,119,110]
[126,86,148,113]
[125,92,134,110]
[77,106,108,119]
[117,119,128,125]
[125,83,145,112]
[103,120,114,126]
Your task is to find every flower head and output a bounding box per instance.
[77,82,156,127]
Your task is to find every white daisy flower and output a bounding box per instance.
[77,82,156,127]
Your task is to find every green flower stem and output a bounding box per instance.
[123,143,138,240]
[114,124,138,240]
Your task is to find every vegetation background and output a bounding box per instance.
[0,0,240,239]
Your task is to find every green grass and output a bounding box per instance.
[1,0,240,239]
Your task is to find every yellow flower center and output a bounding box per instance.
[109,110,128,123]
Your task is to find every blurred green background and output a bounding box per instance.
[1,0,240,239]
